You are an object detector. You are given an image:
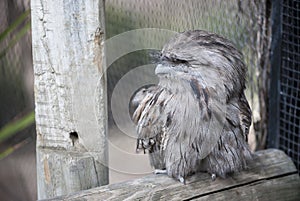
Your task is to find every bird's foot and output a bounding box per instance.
[154,169,167,174]
[211,173,217,181]
[178,175,186,184]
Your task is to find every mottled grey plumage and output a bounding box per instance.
[131,30,252,182]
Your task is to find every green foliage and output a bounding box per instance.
[0,10,31,58]
[0,10,30,42]
[0,10,33,159]
[0,111,35,143]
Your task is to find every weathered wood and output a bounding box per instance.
[31,0,108,199]
[46,149,300,201]
[194,175,300,201]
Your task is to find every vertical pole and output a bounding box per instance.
[31,0,108,199]
[268,0,281,148]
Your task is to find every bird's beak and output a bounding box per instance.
[155,64,172,75]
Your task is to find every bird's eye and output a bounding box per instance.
[161,55,188,64]
[170,57,188,64]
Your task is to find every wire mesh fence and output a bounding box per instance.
[278,0,300,171]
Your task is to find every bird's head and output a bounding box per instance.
[155,30,247,95]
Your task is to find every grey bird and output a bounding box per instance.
[130,30,252,183]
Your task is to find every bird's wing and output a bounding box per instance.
[238,92,252,141]
[205,93,252,177]
[132,87,170,153]
[129,84,157,121]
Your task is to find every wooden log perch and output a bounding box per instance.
[46,149,300,201]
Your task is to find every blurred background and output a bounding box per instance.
[1,0,299,200]
[0,0,36,201]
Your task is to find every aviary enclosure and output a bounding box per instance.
[0,0,299,200]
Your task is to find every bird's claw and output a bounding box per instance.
[211,173,216,181]
[154,169,167,174]
[178,175,186,184]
